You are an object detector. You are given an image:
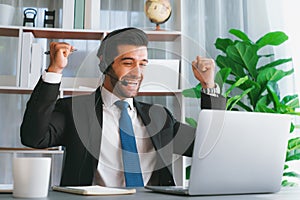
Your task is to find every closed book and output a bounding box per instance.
[84,0,100,29]
[62,0,75,29]
[52,185,136,196]
[20,32,34,87]
[74,0,85,29]
[29,43,43,88]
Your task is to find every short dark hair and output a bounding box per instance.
[97,27,148,73]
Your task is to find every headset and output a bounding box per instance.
[97,27,146,86]
[97,27,138,74]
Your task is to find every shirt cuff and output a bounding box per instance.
[42,70,62,84]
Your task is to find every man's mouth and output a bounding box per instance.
[120,77,142,86]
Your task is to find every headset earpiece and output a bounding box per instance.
[98,61,107,74]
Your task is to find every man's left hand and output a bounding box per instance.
[192,56,216,88]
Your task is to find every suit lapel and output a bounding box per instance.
[134,99,162,150]
[134,99,175,186]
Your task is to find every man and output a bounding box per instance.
[20,27,226,187]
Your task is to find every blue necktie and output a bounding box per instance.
[115,100,144,187]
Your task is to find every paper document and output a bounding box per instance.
[52,185,136,196]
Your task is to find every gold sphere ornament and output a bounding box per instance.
[144,0,172,30]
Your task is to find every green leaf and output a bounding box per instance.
[266,81,281,110]
[259,53,274,58]
[235,79,261,106]
[182,84,201,98]
[226,86,255,110]
[235,100,253,112]
[288,112,300,116]
[255,102,275,113]
[281,95,300,109]
[287,137,300,151]
[257,68,294,92]
[186,165,191,180]
[215,68,232,92]
[229,29,252,43]
[286,148,300,162]
[215,55,247,78]
[256,31,289,49]
[226,42,259,78]
[290,123,295,133]
[225,76,249,98]
[258,58,293,72]
[281,180,298,187]
[215,38,234,53]
[283,171,300,178]
[185,117,197,128]
[284,164,289,170]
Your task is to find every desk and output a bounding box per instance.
[1,187,300,200]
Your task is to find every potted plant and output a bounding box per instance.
[183,29,300,186]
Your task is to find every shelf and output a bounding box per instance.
[145,30,181,41]
[0,147,64,154]
[0,86,182,96]
[138,90,182,96]
[23,27,105,40]
[0,87,33,94]
[0,26,20,37]
[62,87,95,96]
[0,26,181,41]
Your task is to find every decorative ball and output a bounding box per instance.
[144,0,172,30]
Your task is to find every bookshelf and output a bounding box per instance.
[0,0,191,186]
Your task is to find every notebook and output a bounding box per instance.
[52,185,136,196]
[145,110,291,196]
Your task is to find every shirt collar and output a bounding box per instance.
[101,86,134,110]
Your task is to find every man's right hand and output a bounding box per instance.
[47,42,75,74]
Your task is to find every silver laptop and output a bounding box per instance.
[145,110,291,195]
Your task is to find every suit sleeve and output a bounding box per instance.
[201,92,226,110]
[20,77,66,148]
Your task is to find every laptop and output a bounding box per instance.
[145,110,291,195]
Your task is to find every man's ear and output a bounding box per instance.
[98,55,108,73]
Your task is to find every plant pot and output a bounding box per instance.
[0,4,15,26]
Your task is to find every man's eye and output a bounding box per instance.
[123,62,133,66]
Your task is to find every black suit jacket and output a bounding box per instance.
[20,78,226,186]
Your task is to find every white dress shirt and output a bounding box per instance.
[42,71,156,187]
[96,87,156,187]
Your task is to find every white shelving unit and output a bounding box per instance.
[0,0,191,186]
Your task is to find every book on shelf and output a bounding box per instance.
[74,0,85,29]
[62,0,75,29]
[84,0,100,29]
[52,185,136,196]
[20,32,34,87]
[29,43,43,88]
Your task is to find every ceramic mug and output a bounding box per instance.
[13,157,51,198]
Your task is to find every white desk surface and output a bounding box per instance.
[0,187,300,199]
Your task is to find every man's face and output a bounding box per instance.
[104,45,148,98]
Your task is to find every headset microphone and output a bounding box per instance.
[106,72,129,86]
[120,80,129,86]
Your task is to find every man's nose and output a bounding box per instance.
[131,64,144,74]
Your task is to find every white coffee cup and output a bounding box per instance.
[13,157,51,198]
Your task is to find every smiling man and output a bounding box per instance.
[20,27,226,187]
